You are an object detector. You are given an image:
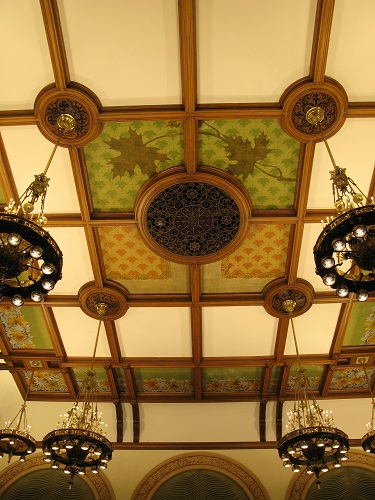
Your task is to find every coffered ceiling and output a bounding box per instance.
[1,0,375,497]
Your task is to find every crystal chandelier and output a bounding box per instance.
[0,362,38,462]
[42,302,113,484]
[360,358,375,454]
[0,114,76,306]
[307,106,375,302]
[277,299,349,486]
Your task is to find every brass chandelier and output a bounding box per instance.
[42,302,113,483]
[307,107,375,301]
[277,299,349,486]
[0,114,76,306]
[0,362,38,463]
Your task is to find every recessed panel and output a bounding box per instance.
[84,121,184,212]
[0,126,81,214]
[326,0,375,101]
[24,370,68,393]
[197,0,315,102]
[134,368,194,394]
[286,364,324,392]
[116,307,191,357]
[202,306,278,357]
[53,308,111,357]
[60,0,181,105]
[198,119,299,209]
[0,0,54,109]
[74,367,111,393]
[203,367,262,394]
[330,367,375,391]
[343,303,375,346]
[284,304,340,356]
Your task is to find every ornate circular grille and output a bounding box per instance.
[146,182,241,257]
[292,92,337,134]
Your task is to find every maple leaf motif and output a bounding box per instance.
[105,128,171,178]
[223,132,273,177]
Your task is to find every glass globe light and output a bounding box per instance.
[333,460,342,468]
[11,295,24,307]
[321,256,335,269]
[42,279,55,291]
[30,246,43,259]
[31,290,43,302]
[41,263,55,275]
[51,461,59,469]
[353,225,367,238]
[336,285,349,297]
[292,464,301,473]
[357,289,369,302]
[8,233,21,246]
[300,441,309,450]
[321,464,329,472]
[306,466,314,475]
[332,239,346,252]
[323,274,336,286]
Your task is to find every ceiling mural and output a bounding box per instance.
[330,367,375,391]
[98,225,190,293]
[198,119,299,209]
[74,367,111,393]
[133,368,194,394]
[286,365,324,392]
[343,303,375,346]
[0,306,52,350]
[24,370,68,393]
[84,121,184,212]
[269,366,281,395]
[202,367,262,394]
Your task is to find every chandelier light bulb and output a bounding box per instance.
[42,279,55,291]
[353,225,367,238]
[336,285,349,298]
[11,295,24,307]
[306,466,314,475]
[29,246,43,259]
[321,464,329,473]
[332,239,346,252]
[356,289,369,302]
[7,233,21,246]
[323,274,336,286]
[31,290,43,302]
[321,256,335,269]
[292,464,301,473]
[41,263,55,275]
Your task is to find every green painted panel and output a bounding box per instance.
[134,368,194,393]
[269,366,281,394]
[74,367,111,393]
[24,370,68,392]
[203,367,261,393]
[330,367,375,390]
[84,121,184,212]
[343,303,375,346]
[198,119,299,209]
[0,305,52,350]
[286,365,324,392]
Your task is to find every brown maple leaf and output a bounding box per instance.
[105,128,170,178]
[223,132,273,177]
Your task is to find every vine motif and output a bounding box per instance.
[146,182,241,257]
[46,98,90,139]
[292,92,337,134]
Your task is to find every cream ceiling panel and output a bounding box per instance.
[45,226,94,295]
[203,306,278,357]
[0,0,54,109]
[326,0,375,101]
[308,119,375,209]
[297,222,329,292]
[284,303,340,356]
[52,307,111,358]
[59,0,181,106]
[197,0,315,103]
[116,307,192,357]
[0,126,81,214]
[138,402,260,442]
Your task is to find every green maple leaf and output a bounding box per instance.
[105,128,170,178]
[223,132,273,176]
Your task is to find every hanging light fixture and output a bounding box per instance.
[42,302,113,485]
[360,358,375,454]
[0,362,38,463]
[0,113,76,306]
[277,299,349,486]
[307,106,375,301]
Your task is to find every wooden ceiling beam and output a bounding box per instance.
[309,0,335,85]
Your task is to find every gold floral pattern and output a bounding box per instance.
[330,367,375,390]
[24,371,68,392]
[221,224,290,279]
[362,305,375,345]
[203,368,261,393]
[0,306,35,349]
[74,368,111,393]
[99,225,170,280]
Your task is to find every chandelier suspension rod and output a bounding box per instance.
[43,132,63,176]
[317,122,337,169]
[7,365,36,431]
[90,319,103,372]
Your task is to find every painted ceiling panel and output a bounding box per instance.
[85,121,184,212]
[0,305,52,350]
[284,304,340,356]
[116,307,192,358]
[24,370,69,393]
[286,364,324,392]
[197,0,315,103]
[203,367,261,394]
[307,119,375,209]
[269,366,281,395]
[198,119,299,209]
[134,368,194,394]
[59,0,181,106]
[46,227,94,295]
[330,366,375,391]
[53,308,111,357]
[343,302,375,347]
[202,306,278,357]
[202,224,291,294]
[74,367,111,393]
[98,226,190,293]
[0,126,80,214]
[115,368,128,394]
[0,0,54,109]
[326,0,375,101]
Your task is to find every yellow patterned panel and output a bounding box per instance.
[99,226,170,280]
[221,224,290,279]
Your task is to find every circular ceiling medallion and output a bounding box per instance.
[34,82,103,147]
[78,281,128,320]
[262,278,314,318]
[135,167,252,264]
[280,78,348,142]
